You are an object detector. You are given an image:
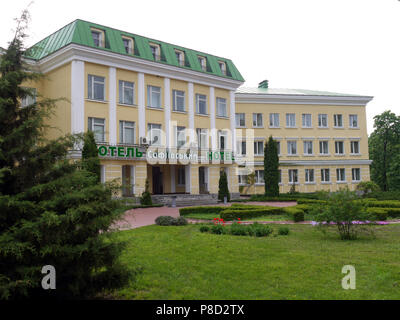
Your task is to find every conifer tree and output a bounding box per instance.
[218,170,230,202]
[0,11,130,299]
[264,136,280,197]
[82,130,101,182]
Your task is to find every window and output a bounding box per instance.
[148,123,162,145]
[196,94,207,115]
[349,114,358,128]
[91,30,103,47]
[122,37,133,54]
[286,113,296,127]
[119,80,134,105]
[119,121,135,144]
[269,113,280,128]
[321,169,330,182]
[305,169,314,183]
[350,141,360,154]
[216,97,227,117]
[352,168,361,181]
[88,117,105,142]
[218,61,226,75]
[335,141,345,154]
[319,140,329,154]
[175,49,184,66]
[173,90,185,112]
[318,114,328,128]
[218,130,228,150]
[303,141,313,155]
[302,114,312,128]
[197,128,208,149]
[21,88,36,107]
[198,56,206,71]
[288,169,298,184]
[238,175,249,185]
[149,43,161,60]
[235,113,245,127]
[88,75,105,101]
[237,140,246,155]
[336,168,346,182]
[253,113,263,127]
[334,114,343,128]
[178,167,185,185]
[176,126,186,147]
[287,141,297,155]
[254,141,264,156]
[278,170,282,184]
[147,85,161,108]
[276,141,281,155]
[255,170,265,184]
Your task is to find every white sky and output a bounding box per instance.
[1,0,399,134]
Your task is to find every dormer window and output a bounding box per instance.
[91,28,104,47]
[122,36,133,55]
[175,49,184,66]
[149,43,161,61]
[218,61,226,75]
[198,56,206,71]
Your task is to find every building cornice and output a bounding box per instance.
[26,44,244,91]
[247,159,372,166]
[235,93,373,106]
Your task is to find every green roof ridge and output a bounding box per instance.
[25,19,244,82]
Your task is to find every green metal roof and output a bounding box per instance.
[25,19,244,82]
[236,87,366,97]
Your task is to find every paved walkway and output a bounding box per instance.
[113,202,296,230]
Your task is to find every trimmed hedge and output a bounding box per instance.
[179,206,226,216]
[383,207,400,218]
[296,199,327,205]
[366,208,388,221]
[220,207,285,221]
[363,200,400,208]
[283,207,305,222]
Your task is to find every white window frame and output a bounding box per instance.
[253,113,263,128]
[350,140,360,154]
[286,113,296,128]
[318,114,328,128]
[177,167,186,186]
[175,49,185,66]
[352,168,361,182]
[218,61,226,75]
[236,140,246,156]
[21,87,37,107]
[336,168,346,182]
[319,140,329,155]
[255,170,265,184]
[172,90,185,112]
[335,141,345,155]
[88,117,106,143]
[175,126,186,148]
[216,97,227,117]
[302,114,312,128]
[235,113,245,128]
[148,123,162,146]
[198,56,206,71]
[196,94,207,115]
[303,141,313,155]
[305,169,314,183]
[321,168,330,183]
[349,114,359,128]
[269,113,280,128]
[122,36,133,55]
[254,141,264,156]
[288,169,298,184]
[287,141,297,155]
[119,120,135,144]
[276,141,281,156]
[196,128,208,149]
[218,130,228,150]
[149,43,161,61]
[119,80,135,105]
[147,85,162,109]
[91,29,104,47]
[88,75,105,101]
[334,114,343,128]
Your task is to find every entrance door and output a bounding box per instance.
[199,167,208,194]
[152,166,163,194]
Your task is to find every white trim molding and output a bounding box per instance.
[71,60,85,134]
[108,67,117,145]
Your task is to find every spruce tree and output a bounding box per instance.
[140,179,152,205]
[218,170,230,202]
[264,136,280,197]
[82,130,101,182]
[0,11,130,299]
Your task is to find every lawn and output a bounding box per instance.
[182,213,314,221]
[110,223,400,300]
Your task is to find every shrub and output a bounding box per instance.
[363,200,400,208]
[311,189,375,240]
[140,179,152,205]
[294,204,313,214]
[356,181,380,196]
[368,191,400,201]
[278,227,290,235]
[220,207,284,221]
[218,170,230,202]
[230,223,249,236]
[179,206,226,216]
[155,216,176,226]
[297,199,327,205]
[248,223,273,237]
[211,224,225,235]
[383,207,400,218]
[366,207,389,221]
[174,216,188,226]
[199,226,210,233]
[283,207,305,222]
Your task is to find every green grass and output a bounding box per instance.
[182,213,314,221]
[110,224,400,300]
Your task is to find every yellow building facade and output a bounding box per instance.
[22,20,373,201]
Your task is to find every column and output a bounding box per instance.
[210,86,216,150]
[71,60,85,134]
[185,165,191,193]
[170,165,176,193]
[188,82,195,144]
[164,77,171,148]
[138,72,145,138]
[230,90,236,153]
[108,67,117,145]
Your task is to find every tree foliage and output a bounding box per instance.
[369,110,400,191]
[0,11,130,299]
[82,130,101,182]
[218,170,230,202]
[264,136,279,197]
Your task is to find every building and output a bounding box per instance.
[21,19,373,200]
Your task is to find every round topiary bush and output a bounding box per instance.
[155,216,176,226]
